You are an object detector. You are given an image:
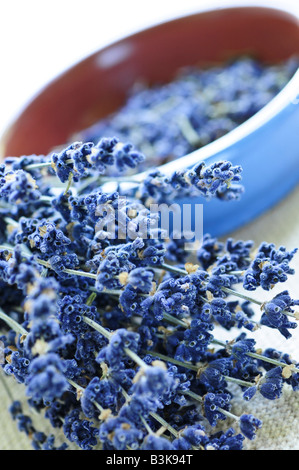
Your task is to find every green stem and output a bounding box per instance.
[25,157,141,186]
[149,412,180,438]
[150,264,297,319]
[67,378,105,414]
[159,263,189,276]
[82,316,111,340]
[211,338,226,348]
[77,173,142,194]
[84,307,299,376]
[36,258,97,279]
[73,376,188,454]
[124,348,148,369]
[86,292,97,306]
[67,378,84,393]
[120,386,193,445]
[221,287,263,306]
[184,389,240,422]
[0,244,14,253]
[151,264,297,321]
[89,286,126,296]
[25,161,55,171]
[39,195,53,204]
[247,351,299,373]
[0,308,27,336]
[162,312,188,328]
[144,349,254,387]
[4,217,19,227]
[82,316,148,369]
[64,173,73,195]
[212,338,299,373]
[144,349,198,371]
[139,414,154,434]
[221,287,298,320]
[223,375,255,388]
[93,401,104,413]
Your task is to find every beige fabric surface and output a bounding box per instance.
[219,184,299,450]
[1,184,299,451]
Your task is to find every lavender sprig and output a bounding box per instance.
[1,55,299,451]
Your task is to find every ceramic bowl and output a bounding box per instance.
[1,3,299,236]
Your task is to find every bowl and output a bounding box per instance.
[1,3,299,237]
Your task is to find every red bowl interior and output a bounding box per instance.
[2,5,299,158]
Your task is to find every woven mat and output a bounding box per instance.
[1,185,299,451]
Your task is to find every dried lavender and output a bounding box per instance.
[74,56,299,171]
[0,56,299,452]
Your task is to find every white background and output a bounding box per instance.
[0,0,298,141]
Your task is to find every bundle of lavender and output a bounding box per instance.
[0,57,298,451]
